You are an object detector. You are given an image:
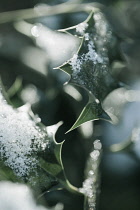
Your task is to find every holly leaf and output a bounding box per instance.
[38,123,65,184]
[0,82,79,194]
[56,11,118,131]
[67,99,110,133]
[38,123,80,194]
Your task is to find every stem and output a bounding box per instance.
[7,77,22,98]
[0,78,12,105]
[0,3,104,24]
[84,195,88,210]
[109,139,133,153]
[61,179,83,195]
[108,139,140,163]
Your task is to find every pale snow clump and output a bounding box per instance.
[0,90,47,177]
[0,181,63,210]
[79,140,102,210]
[70,37,103,76]
[76,22,88,35]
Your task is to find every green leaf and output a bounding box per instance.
[56,11,118,130]
[38,123,65,180]
[38,123,81,194]
[67,100,111,132]
[0,161,22,182]
[0,82,80,194]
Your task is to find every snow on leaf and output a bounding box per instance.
[0,83,78,193]
[57,11,118,130]
[0,91,47,178]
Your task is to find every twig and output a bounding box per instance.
[0,3,104,24]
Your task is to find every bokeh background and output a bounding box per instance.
[0,0,140,210]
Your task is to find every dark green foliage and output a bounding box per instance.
[58,11,118,131]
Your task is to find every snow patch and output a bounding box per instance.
[69,34,103,77]
[76,22,88,35]
[0,91,47,177]
[0,181,63,210]
[79,140,102,209]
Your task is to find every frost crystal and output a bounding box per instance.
[0,91,47,177]
[84,33,89,41]
[85,41,103,64]
[70,37,103,80]
[76,22,88,35]
[70,54,81,74]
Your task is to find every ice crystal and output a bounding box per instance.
[84,33,89,41]
[69,54,81,74]
[76,22,88,35]
[70,38,103,72]
[85,41,103,64]
[0,91,47,177]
